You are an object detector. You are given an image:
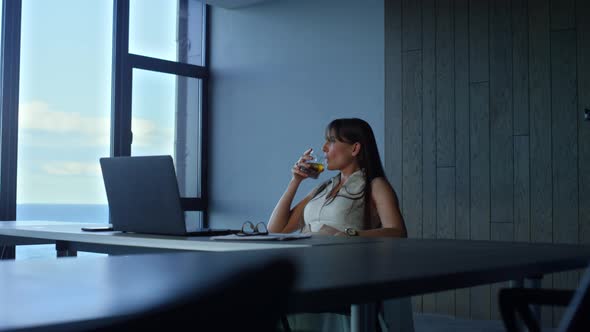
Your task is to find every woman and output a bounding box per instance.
[268,118,413,332]
[268,118,407,238]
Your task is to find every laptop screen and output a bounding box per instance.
[99,155,188,235]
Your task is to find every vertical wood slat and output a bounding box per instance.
[469,0,489,83]
[421,0,436,314]
[402,50,423,243]
[384,0,403,202]
[513,0,529,136]
[550,0,575,31]
[529,0,554,326]
[551,28,579,326]
[490,223,514,320]
[573,3,590,325]
[550,31,579,247]
[529,0,553,244]
[468,21,490,325]
[402,0,422,51]
[514,136,531,242]
[436,0,455,167]
[578,0,590,247]
[490,0,513,223]
[454,0,470,319]
[469,82,491,319]
[436,167,456,316]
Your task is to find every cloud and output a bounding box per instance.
[41,161,102,176]
[19,100,172,148]
[19,101,108,135]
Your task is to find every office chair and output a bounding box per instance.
[89,258,297,332]
[499,265,590,332]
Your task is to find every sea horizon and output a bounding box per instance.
[14,204,109,260]
[16,203,109,224]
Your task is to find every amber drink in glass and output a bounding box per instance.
[299,151,325,179]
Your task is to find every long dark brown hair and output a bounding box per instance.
[321,118,387,228]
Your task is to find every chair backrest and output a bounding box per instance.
[558,264,590,332]
[90,258,297,332]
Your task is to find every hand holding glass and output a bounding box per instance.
[298,150,326,179]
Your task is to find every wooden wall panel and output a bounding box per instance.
[514,136,530,242]
[469,82,491,319]
[529,0,553,244]
[550,0,575,30]
[436,167,456,316]
[384,0,587,324]
[402,50,423,242]
[454,0,471,319]
[529,0,554,325]
[436,0,455,167]
[490,0,513,223]
[421,0,437,314]
[550,30,578,247]
[490,223,514,320]
[385,0,403,198]
[402,0,422,51]
[575,7,590,326]
[512,0,529,135]
[578,0,590,247]
[469,0,489,82]
[551,28,579,326]
[469,87,490,241]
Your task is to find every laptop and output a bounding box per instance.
[98,155,237,236]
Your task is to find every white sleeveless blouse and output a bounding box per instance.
[303,170,380,232]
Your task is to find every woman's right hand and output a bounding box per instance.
[291,148,314,182]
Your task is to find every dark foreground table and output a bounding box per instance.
[1,238,590,331]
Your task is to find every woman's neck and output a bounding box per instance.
[339,164,361,184]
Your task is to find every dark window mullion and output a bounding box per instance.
[0,0,22,222]
[201,4,210,225]
[111,0,132,157]
[128,53,208,78]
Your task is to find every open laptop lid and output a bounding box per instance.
[99,155,187,235]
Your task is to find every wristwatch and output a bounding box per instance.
[345,228,359,237]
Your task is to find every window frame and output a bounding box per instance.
[113,0,209,221]
[0,0,210,228]
[0,0,21,259]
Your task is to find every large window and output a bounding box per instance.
[17,0,113,222]
[0,0,208,259]
[14,0,113,259]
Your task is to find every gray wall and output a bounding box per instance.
[386,0,590,326]
[208,0,384,228]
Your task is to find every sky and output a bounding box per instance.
[16,0,190,205]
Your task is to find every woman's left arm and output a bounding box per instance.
[357,177,407,238]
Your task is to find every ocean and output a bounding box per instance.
[17,204,109,223]
[14,204,110,260]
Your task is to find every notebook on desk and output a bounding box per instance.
[99,155,237,236]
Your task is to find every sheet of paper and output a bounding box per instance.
[210,233,311,241]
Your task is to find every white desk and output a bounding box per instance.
[0,220,313,254]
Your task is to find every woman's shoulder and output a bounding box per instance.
[370,176,398,194]
[370,176,400,202]
[370,176,391,187]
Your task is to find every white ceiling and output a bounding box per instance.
[205,0,272,9]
